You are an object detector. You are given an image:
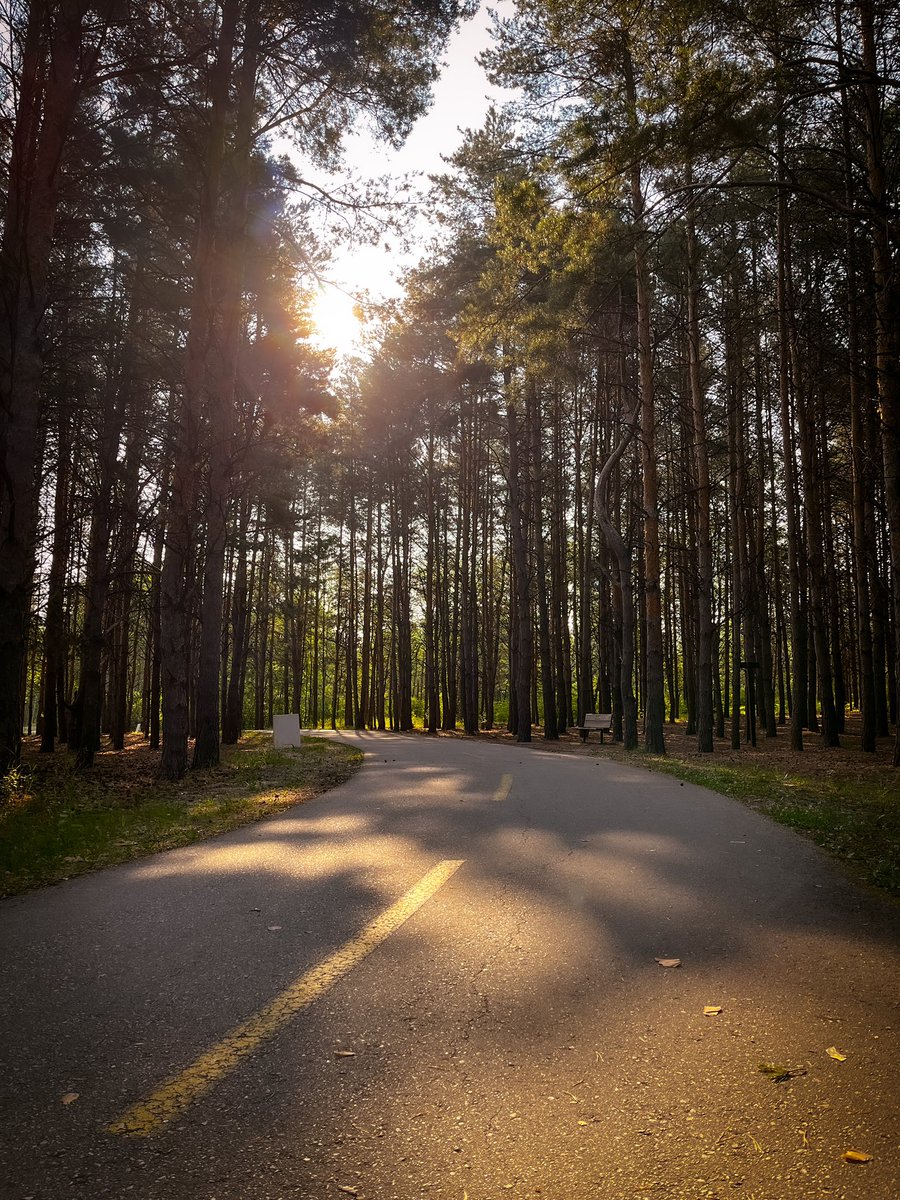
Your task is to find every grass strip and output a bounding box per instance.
[0,734,362,898]
[634,753,900,897]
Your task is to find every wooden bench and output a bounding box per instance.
[577,713,613,743]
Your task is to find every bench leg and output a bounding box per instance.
[580,730,588,743]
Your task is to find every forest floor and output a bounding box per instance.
[0,733,362,899]
[425,717,900,899]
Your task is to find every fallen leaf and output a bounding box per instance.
[334,1050,356,1058]
[61,1092,79,1106]
[826,1046,847,1061]
[842,1150,872,1163]
[337,1188,359,1196]
[578,1120,589,1126]
[758,1061,807,1083]
[655,958,681,968]
[703,1006,723,1016]
[758,1062,783,1076]
[267,925,282,931]
[747,1133,764,1154]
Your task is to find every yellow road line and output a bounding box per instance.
[107,858,465,1138]
[493,773,513,802]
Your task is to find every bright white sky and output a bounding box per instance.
[307,0,517,358]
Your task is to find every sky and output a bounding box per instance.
[307,1,518,357]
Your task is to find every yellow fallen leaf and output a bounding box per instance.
[655,958,681,968]
[334,1049,356,1057]
[826,1046,847,1061]
[578,1120,589,1126]
[842,1150,872,1163]
[703,1006,723,1015]
[61,1092,79,1105]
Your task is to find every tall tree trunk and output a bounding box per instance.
[685,170,714,752]
[858,0,900,762]
[222,500,253,743]
[39,403,71,753]
[0,3,87,769]
[193,0,260,768]
[108,434,141,750]
[505,371,532,742]
[775,130,807,751]
[577,365,600,722]
[75,259,134,767]
[160,0,240,779]
[595,393,639,750]
[725,278,744,752]
[623,36,665,754]
[529,380,557,738]
[425,432,440,731]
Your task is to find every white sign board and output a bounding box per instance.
[273,714,302,748]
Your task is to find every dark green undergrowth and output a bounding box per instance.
[636,754,900,897]
[0,733,362,898]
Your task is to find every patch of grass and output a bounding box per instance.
[637,753,900,897]
[0,734,363,898]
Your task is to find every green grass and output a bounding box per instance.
[634,754,900,897]
[0,733,362,898]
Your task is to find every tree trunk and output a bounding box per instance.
[0,3,86,770]
[685,171,714,752]
[775,136,807,752]
[595,393,640,751]
[858,0,900,763]
[506,372,532,742]
[623,36,665,754]
[529,380,557,738]
[160,0,240,778]
[193,0,260,768]
[39,404,72,753]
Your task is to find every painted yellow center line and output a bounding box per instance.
[493,773,513,802]
[107,858,465,1137]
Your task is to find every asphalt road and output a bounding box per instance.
[2,731,899,1200]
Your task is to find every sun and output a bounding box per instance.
[309,284,364,359]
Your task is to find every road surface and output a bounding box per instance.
[2,730,899,1199]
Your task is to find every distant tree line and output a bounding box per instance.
[2,0,898,775]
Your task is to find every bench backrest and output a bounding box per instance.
[583,713,613,729]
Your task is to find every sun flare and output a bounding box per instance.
[309,284,364,359]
